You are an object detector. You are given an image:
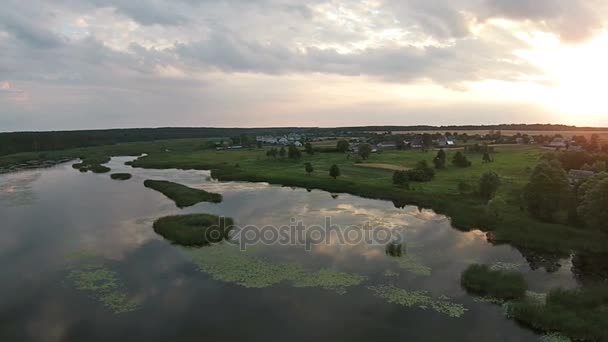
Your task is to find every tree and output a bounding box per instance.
[452,151,472,167]
[304,142,314,155]
[266,148,278,159]
[578,178,608,232]
[279,146,286,158]
[336,140,349,153]
[486,196,507,221]
[406,160,435,182]
[305,162,314,175]
[482,152,493,163]
[523,160,570,221]
[479,171,501,200]
[329,164,341,179]
[287,144,301,159]
[392,170,409,188]
[433,149,446,169]
[358,143,372,160]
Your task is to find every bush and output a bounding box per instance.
[461,264,527,300]
[392,170,409,188]
[406,160,435,182]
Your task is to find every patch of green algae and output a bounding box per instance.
[367,284,467,318]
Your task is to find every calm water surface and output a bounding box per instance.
[0,157,589,341]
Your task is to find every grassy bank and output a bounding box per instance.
[144,180,222,207]
[153,214,233,246]
[110,173,132,180]
[507,286,608,341]
[128,146,608,253]
[461,264,527,300]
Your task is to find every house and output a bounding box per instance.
[377,142,396,149]
[410,137,425,149]
[278,137,289,145]
[568,169,594,185]
[436,136,456,147]
[548,138,568,149]
[293,141,303,147]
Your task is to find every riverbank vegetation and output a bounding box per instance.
[110,173,132,180]
[153,214,233,246]
[507,286,608,341]
[462,263,608,341]
[144,180,222,207]
[461,264,527,300]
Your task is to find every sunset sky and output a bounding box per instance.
[1,0,607,131]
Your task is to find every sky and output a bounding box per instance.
[1,0,607,132]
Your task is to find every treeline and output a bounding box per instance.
[344,124,608,132]
[0,127,316,156]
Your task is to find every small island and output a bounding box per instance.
[153,214,233,246]
[110,173,132,180]
[143,179,222,207]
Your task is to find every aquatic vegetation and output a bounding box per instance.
[153,214,233,246]
[489,262,522,272]
[393,254,432,276]
[367,284,467,318]
[144,179,222,207]
[184,244,366,294]
[540,333,572,342]
[461,264,527,300]
[473,296,505,304]
[66,252,141,314]
[110,173,132,180]
[384,270,400,277]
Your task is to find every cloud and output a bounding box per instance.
[480,0,607,42]
[0,0,606,130]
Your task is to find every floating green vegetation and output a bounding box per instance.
[473,296,505,304]
[66,252,141,314]
[540,333,572,342]
[489,262,522,272]
[153,214,233,246]
[110,173,132,180]
[393,254,432,276]
[461,264,527,300]
[144,179,222,207]
[367,284,467,318]
[384,270,400,277]
[184,244,366,294]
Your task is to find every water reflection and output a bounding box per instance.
[0,156,597,341]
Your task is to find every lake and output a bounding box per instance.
[0,157,589,341]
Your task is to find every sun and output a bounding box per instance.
[518,31,608,125]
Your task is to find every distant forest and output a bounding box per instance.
[1,124,606,156]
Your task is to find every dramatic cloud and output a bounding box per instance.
[0,0,607,130]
